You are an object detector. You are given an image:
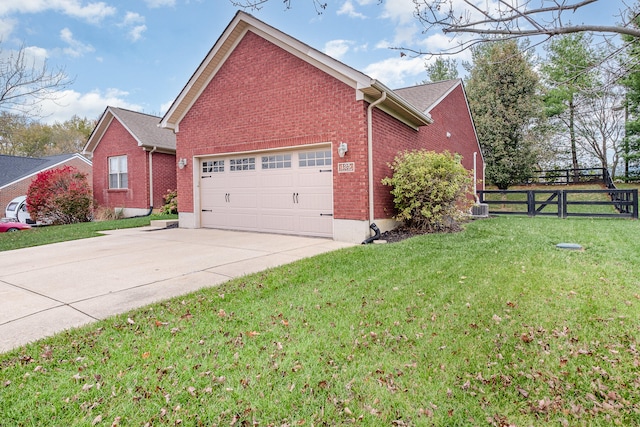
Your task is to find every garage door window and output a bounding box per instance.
[299,150,331,167]
[230,157,255,171]
[262,154,292,169]
[203,160,224,173]
[108,155,128,189]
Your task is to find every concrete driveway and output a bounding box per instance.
[0,226,353,353]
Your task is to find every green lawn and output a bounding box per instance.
[1,216,639,425]
[0,214,178,252]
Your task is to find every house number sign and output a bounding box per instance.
[338,162,355,173]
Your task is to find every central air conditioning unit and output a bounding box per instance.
[471,203,489,218]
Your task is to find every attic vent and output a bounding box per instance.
[471,203,489,218]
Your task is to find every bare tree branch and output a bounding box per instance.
[0,43,74,117]
[412,0,640,55]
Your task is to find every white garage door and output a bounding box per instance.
[199,148,333,237]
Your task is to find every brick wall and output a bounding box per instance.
[176,30,369,220]
[0,157,93,213]
[92,119,151,210]
[151,152,177,209]
[176,31,483,225]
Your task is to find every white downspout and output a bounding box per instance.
[367,91,387,227]
[473,152,479,203]
[148,146,157,209]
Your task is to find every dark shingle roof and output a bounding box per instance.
[84,107,176,155]
[109,107,176,151]
[0,153,89,188]
[394,79,461,113]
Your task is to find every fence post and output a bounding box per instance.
[561,190,568,218]
[527,191,534,216]
[557,190,563,218]
[633,189,639,220]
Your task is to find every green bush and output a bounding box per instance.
[161,189,178,214]
[382,150,473,232]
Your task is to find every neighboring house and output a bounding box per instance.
[0,153,92,214]
[160,11,484,243]
[84,107,177,217]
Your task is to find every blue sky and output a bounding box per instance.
[0,0,626,124]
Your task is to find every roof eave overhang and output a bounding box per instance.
[361,80,434,130]
[140,145,176,155]
[83,107,114,155]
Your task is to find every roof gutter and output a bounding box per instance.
[367,90,387,228]
[370,80,434,126]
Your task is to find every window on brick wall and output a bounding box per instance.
[109,155,128,189]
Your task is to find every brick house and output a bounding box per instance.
[0,153,92,214]
[160,11,484,243]
[84,107,176,217]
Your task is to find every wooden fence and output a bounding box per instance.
[477,189,638,219]
[525,168,608,185]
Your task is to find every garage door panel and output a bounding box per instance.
[227,212,258,229]
[261,213,296,233]
[259,191,294,210]
[200,148,333,238]
[297,215,332,236]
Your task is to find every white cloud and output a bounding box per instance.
[128,25,147,42]
[0,1,117,24]
[0,17,16,39]
[121,12,147,42]
[60,27,94,57]
[24,45,49,62]
[160,99,174,115]
[143,0,176,7]
[363,56,427,88]
[38,88,143,124]
[337,1,366,19]
[123,11,144,25]
[380,0,416,25]
[323,39,354,60]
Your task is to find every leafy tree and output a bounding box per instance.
[465,40,543,189]
[541,33,599,174]
[382,150,473,232]
[0,112,28,155]
[27,166,92,224]
[0,113,95,156]
[621,11,640,180]
[425,57,458,82]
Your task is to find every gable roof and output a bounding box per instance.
[0,153,91,190]
[394,79,462,114]
[160,11,434,132]
[84,107,176,155]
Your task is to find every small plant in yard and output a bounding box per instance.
[161,189,178,214]
[382,149,473,232]
[27,166,92,224]
[92,206,124,221]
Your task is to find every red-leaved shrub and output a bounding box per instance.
[27,166,93,224]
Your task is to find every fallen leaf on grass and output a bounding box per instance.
[92,415,102,425]
[127,318,135,325]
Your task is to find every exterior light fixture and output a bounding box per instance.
[178,158,188,169]
[337,142,348,158]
